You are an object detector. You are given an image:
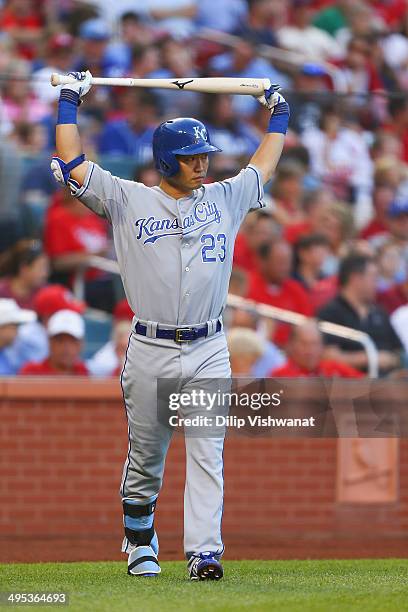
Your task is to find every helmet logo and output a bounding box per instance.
[193,126,207,141]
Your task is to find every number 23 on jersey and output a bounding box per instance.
[201,233,226,263]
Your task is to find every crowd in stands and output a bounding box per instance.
[0,0,407,378]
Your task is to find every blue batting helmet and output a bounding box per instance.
[152,117,221,177]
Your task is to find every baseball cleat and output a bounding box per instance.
[188,552,224,581]
[127,545,161,577]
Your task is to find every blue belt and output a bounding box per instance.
[135,320,222,344]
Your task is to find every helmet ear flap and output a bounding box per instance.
[159,158,171,173]
[159,154,179,177]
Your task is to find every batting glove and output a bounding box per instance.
[61,70,93,103]
[254,84,290,134]
[255,84,287,114]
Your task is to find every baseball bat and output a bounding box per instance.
[50,74,272,95]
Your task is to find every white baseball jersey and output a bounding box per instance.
[77,162,264,325]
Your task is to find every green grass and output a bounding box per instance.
[2,560,408,612]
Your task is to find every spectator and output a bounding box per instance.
[227,327,265,376]
[246,238,314,346]
[301,105,373,204]
[105,11,156,75]
[270,320,363,377]
[128,44,161,80]
[200,94,260,158]
[284,188,334,244]
[1,59,51,126]
[376,241,405,292]
[210,38,289,117]
[382,20,408,90]
[20,309,88,375]
[0,0,44,60]
[12,121,49,156]
[390,304,408,356]
[359,180,396,241]
[313,0,352,37]
[0,240,49,309]
[75,18,112,77]
[377,276,408,315]
[371,130,404,162]
[0,138,23,252]
[228,267,249,297]
[150,37,199,116]
[334,3,377,53]
[97,90,158,161]
[6,284,86,373]
[293,233,337,310]
[232,0,278,46]
[0,298,35,375]
[87,314,132,377]
[233,208,278,273]
[196,0,247,33]
[32,33,76,104]
[227,307,285,376]
[277,0,343,61]
[284,63,330,134]
[133,162,161,187]
[331,36,384,103]
[270,161,306,226]
[371,199,408,264]
[318,254,403,374]
[43,189,112,312]
[147,0,197,39]
[386,95,408,164]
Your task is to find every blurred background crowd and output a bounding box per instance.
[0,0,407,379]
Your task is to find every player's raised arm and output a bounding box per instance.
[52,71,93,190]
[249,86,290,185]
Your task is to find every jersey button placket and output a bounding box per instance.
[179,197,193,323]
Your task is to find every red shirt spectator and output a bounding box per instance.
[386,96,408,164]
[359,184,395,241]
[21,358,88,376]
[233,210,277,273]
[293,233,337,311]
[371,0,406,28]
[269,320,363,378]
[19,309,88,376]
[284,221,312,244]
[246,239,313,346]
[113,299,134,321]
[233,232,257,273]
[1,0,43,59]
[45,191,108,259]
[44,190,109,281]
[359,219,387,241]
[271,358,363,377]
[377,282,408,315]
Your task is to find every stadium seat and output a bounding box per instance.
[82,309,112,359]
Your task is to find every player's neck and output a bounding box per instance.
[159,178,193,200]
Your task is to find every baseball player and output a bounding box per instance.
[51,70,289,580]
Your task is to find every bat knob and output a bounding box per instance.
[50,73,62,87]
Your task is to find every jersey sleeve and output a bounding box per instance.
[219,164,265,226]
[75,162,130,226]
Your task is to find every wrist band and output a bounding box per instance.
[57,90,80,125]
[267,101,290,135]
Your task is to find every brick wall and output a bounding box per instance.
[1,379,407,562]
